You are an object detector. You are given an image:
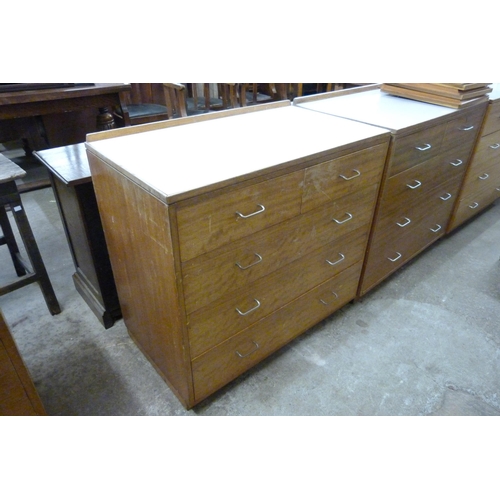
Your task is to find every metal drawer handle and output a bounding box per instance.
[320,291,338,306]
[235,341,260,358]
[332,212,353,224]
[460,125,474,131]
[387,252,402,262]
[430,224,442,233]
[406,180,422,189]
[236,298,261,316]
[490,143,500,149]
[235,253,263,270]
[469,202,479,209]
[396,217,411,227]
[339,169,361,181]
[478,173,489,180]
[440,193,452,201]
[496,187,500,192]
[236,204,265,219]
[450,159,463,167]
[415,143,431,151]
[326,253,345,266]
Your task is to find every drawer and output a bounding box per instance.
[450,187,500,230]
[182,184,379,313]
[360,195,453,295]
[177,170,304,262]
[389,121,448,176]
[441,104,486,153]
[191,262,362,402]
[302,143,387,213]
[187,226,368,358]
[482,100,500,136]
[459,166,500,201]
[469,129,500,167]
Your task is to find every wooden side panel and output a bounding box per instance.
[0,311,46,416]
[87,151,193,407]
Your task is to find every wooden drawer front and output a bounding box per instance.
[361,198,452,295]
[389,121,448,176]
[451,185,500,229]
[441,104,486,153]
[459,165,500,201]
[470,129,500,167]
[481,101,500,136]
[182,185,378,313]
[379,155,462,216]
[177,171,304,262]
[192,262,362,402]
[187,227,367,358]
[302,143,387,213]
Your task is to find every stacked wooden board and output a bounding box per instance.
[381,83,492,108]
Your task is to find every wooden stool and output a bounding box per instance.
[0,153,60,315]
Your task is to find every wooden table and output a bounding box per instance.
[34,144,120,328]
[0,83,131,151]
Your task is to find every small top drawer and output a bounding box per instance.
[441,104,486,152]
[301,143,387,213]
[482,100,500,137]
[389,121,448,176]
[177,171,304,262]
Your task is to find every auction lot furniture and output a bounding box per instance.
[34,144,120,328]
[0,153,60,315]
[0,83,131,151]
[448,83,500,231]
[295,88,488,296]
[86,101,390,408]
[0,309,46,415]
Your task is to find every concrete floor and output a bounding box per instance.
[1,185,500,416]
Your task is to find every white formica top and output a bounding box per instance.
[294,89,461,134]
[86,104,389,204]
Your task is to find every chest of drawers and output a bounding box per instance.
[295,88,487,296]
[86,102,390,408]
[448,84,500,231]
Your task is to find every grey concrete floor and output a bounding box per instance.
[1,186,499,416]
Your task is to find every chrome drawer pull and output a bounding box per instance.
[469,202,479,209]
[236,298,261,316]
[490,143,500,149]
[497,188,500,192]
[406,180,422,189]
[235,340,260,358]
[450,159,463,167]
[396,217,411,227]
[326,253,345,266]
[339,169,361,181]
[460,125,474,131]
[430,224,442,233]
[387,252,402,262]
[478,173,489,180]
[235,253,263,270]
[236,204,265,219]
[332,212,353,224]
[320,291,338,305]
[440,193,452,201]
[415,143,431,151]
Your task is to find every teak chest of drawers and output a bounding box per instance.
[295,89,488,296]
[448,83,500,231]
[86,102,390,408]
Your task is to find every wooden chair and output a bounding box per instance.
[237,84,288,106]
[162,83,239,119]
[116,83,170,126]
